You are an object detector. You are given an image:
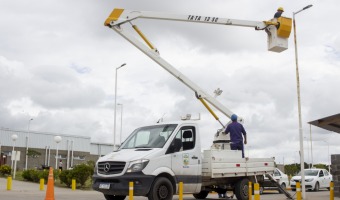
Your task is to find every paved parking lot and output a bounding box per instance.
[1,177,339,200]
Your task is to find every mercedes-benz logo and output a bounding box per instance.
[104,163,110,172]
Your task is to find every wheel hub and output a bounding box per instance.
[242,185,249,196]
[158,185,169,199]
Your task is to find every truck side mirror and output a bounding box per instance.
[166,138,182,154]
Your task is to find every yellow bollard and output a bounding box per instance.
[296,181,301,200]
[254,183,260,200]
[40,178,44,191]
[248,182,252,200]
[179,182,183,200]
[330,181,334,200]
[129,182,134,200]
[72,179,76,190]
[7,176,12,190]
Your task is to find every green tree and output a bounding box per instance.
[0,165,11,176]
[72,163,93,188]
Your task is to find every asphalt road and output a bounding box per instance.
[1,177,339,200]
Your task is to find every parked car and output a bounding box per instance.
[260,168,289,194]
[290,168,332,191]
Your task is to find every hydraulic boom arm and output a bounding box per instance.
[105,8,291,125]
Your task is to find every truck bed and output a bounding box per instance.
[202,149,275,178]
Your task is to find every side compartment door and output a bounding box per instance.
[168,126,201,193]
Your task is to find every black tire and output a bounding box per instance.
[313,182,319,192]
[193,190,209,199]
[104,194,126,200]
[278,183,286,194]
[234,178,249,200]
[148,177,173,200]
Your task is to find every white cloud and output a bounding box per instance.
[0,0,339,166]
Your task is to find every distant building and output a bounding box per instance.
[0,128,114,170]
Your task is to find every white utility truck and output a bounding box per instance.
[92,8,292,200]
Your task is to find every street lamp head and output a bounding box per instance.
[117,63,127,70]
[303,5,313,10]
[294,4,313,16]
[11,134,18,141]
[54,136,62,143]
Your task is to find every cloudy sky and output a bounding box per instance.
[1,0,339,166]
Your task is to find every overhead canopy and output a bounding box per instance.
[308,113,340,133]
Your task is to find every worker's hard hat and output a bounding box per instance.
[231,114,238,122]
[277,7,284,12]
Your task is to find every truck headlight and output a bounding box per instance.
[305,178,314,182]
[127,159,149,173]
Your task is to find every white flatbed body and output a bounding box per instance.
[202,150,275,178]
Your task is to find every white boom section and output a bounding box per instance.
[109,10,267,29]
[105,9,289,120]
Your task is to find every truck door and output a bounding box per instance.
[169,126,201,193]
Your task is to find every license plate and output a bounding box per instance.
[99,183,110,189]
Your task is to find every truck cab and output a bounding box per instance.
[92,121,203,200]
[93,121,276,200]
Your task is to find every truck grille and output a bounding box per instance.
[98,161,126,175]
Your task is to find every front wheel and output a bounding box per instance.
[104,194,126,200]
[148,177,173,200]
[193,190,209,199]
[234,178,249,200]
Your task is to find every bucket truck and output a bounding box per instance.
[92,8,292,200]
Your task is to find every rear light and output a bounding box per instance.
[236,164,240,167]
[264,163,268,166]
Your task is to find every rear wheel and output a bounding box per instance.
[148,177,173,200]
[234,178,249,200]
[313,182,319,192]
[193,190,209,199]
[104,194,126,200]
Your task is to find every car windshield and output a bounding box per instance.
[297,170,319,176]
[120,124,177,149]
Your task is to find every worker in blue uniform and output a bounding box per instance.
[274,7,284,18]
[225,114,247,158]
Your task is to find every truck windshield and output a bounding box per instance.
[120,124,177,149]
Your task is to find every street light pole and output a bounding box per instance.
[293,4,313,199]
[114,63,126,150]
[54,136,62,169]
[118,103,124,145]
[25,118,33,170]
